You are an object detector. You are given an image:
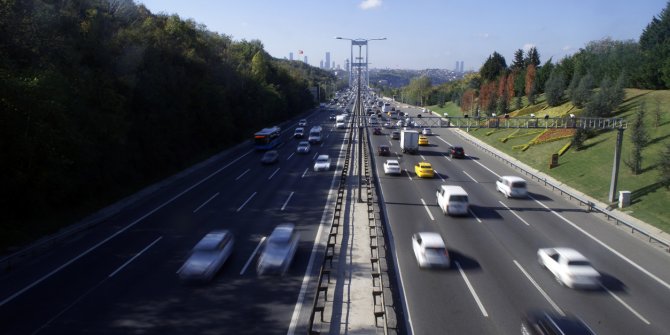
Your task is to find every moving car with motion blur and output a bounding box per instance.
[383,159,401,175]
[313,154,331,171]
[296,141,311,154]
[177,230,234,282]
[414,161,434,178]
[448,146,466,158]
[537,248,600,289]
[412,232,450,268]
[521,310,595,335]
[260,150,279,164]
[257,224,300,275]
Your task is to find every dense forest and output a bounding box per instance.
[0,0,334,251]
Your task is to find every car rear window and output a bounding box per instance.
[425,247,447,255]
[567,260,591,266]
[511,181,526,188]
[449,195,468,202]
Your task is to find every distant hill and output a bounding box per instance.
[370,68,468,88]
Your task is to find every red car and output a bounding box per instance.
[373,127,382,135]
[449,146,465,158]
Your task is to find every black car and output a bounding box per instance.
[377,145,391,156]
[521,310,595,335]
[391,130,401,140]
[449,146,465,159]
[261,150,279,164]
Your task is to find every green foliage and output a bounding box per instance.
[571,73,594,108]
[480,51,507,81]
[525,47,541,68]
[639,2,670,88]
[659,141,670,188]
[545,68,565,106]
[512,49,525,70]
[572,128,590,151]
[626,104,650,174]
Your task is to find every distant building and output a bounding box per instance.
[454,61,459,72]
[325,52,331,70]
[289,52,293,61]
[459,61,464,73]
[304,56,308,64]
[320,60,324,68]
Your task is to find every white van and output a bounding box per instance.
[496,176,528,198]
[436,185,469,216]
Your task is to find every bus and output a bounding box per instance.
[254,126,282,150]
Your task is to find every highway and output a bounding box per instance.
[369,102,670,334]
[0,100,354,334]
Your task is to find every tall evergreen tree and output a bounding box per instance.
[572,73,594,108]
[480,52,508,81]
[512,49,525,70]
[525,47,541,68]
[659,141,670,188]
[626,104,649,174]
[639,2,670,88]
[545,69,565,106]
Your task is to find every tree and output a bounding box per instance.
[536,58,555,94]
[251,51,270,80]
[659,141,670,188]
[512,49,525,70]
[545,69,565,106]
[571,73,594,108]
[525,64,537,104]
[639,2,670,88]
[626,104,649,174]
[572,128,590,151]
[654,98,662,127]
[567,70,581,101]
[480,52,507,81]
[525,47,541,68]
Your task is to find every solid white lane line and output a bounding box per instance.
[469,209,482,223]
[236,192,257,212]
[268,168,281,180]
[193,192,219,213]
[312,152,319,160]
[420,198,435,221]
[513,260,564,316]
[0,149,253,307]
[463,170,478,183]
[435,170,445,182]
[437,136,452,147]
[111,236,162,278]
[235,168,250,181]
[240,237,266,275]
[420,155,426,160]
[472,159,500,178]
[405,169,413,181]
[281,192,295,211]
[530,196,670,291]
[302,168,309,178]
[602,285,650,325]
[286,152,295,161]
[498,201,530,226]
[456,261,489,317]
[442,154,452,161]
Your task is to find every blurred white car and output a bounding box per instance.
[412,232,450,268]
[296,141,311,153]
[298,119,307,126]
[383,159,401,175]
[496,176,528,198]
[257,224,300,275]
[178,230,234,282]
[313,155,331,171]
[422,128,432,136]
[537,248,600,289]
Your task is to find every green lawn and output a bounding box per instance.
[430,89,670,233]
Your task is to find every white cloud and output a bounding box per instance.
[523,43,535,52]
[359,0,382,10]
[475,33,490,39]
[562,45,572,51]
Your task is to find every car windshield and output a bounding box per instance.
[568,260,591,266]
[387,162,398,167]
[424,247,446,256]
[269,227,293,245]
[317,157,328,163]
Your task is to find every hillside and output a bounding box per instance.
[430,89,670,232]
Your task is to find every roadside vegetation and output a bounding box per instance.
[0,0,335,252]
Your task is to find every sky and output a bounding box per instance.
[138,0,668,71]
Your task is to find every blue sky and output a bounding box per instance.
[138,0,667,70]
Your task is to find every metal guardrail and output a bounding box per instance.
[456,131,670,252]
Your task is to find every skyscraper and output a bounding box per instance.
[320,60,324,68]
[304,56,308,64]
[325,52,331,70]
[454,61,459,72]
[289,52,293,61]
[460,61,464,73]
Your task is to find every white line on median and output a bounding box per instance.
[420,198,435,221]
[498,201,530,226]
[111,236,163,277]
[281,192,295,211]
[235,168,250,181]
[530,195,670,291]
[240,237,266,275]
[236,192,257,212]
[513,260,564,316]
[602,285,650,324]
[193,192,219,213]
[463,170,478,183]
[268,168,280,180]
[456,261,489,317]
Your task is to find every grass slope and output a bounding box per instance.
[429,89,670,233]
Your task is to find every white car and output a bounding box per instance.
[296,141,311,153]
[422,128,432,136]
[293,127,305,138]
[177,230,234,282]
[257,224,300,275]
[298,119,307,127]
[496,176,528,198]
[537,248,600,289]
[383,159,401,175]
[412,232,450,268]
[336,121,346,129]
[313,155,331,171]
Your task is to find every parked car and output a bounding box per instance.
[377,145,391,156]
[412,232,450,268]
[448,146,466,158]
[177,230,234,282]
[496,176,528,198]
[313,154,331,171]
[391,130,401,140]
[257,224,300,275]
[414,161,434,178]
[521,310,595,335]
[537,248,600,289]
[298,119,307,126]
[383,159,402,175]
[293,127,305,138]
[261,150,279,164]
[296,141,311,154]
[418,135,429,146]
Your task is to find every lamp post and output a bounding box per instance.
[335,37,386,202]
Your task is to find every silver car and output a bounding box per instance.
[412,232,450,268]
[178,230,234,282]
[296,141,311,153]
[257,223,300,275]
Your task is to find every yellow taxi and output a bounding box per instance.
[418,135,429,146]
[414,161,434,178]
